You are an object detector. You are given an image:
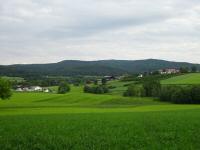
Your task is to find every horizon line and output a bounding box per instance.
[1,58,200,66]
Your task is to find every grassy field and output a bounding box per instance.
[161,73,200,85]
[1,82,200,149]
[1,76,25,83]
[107,80,135,95]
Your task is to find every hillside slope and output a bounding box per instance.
[0,59,199,76]
[161,73,200,85]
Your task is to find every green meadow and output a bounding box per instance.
[161,73,200,85]
[1,77,200,149]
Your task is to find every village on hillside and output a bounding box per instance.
[14,68,182,93]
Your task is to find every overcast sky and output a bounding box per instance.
[0,0,200,65]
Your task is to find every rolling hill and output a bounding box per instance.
[0,59,200,77]
[161,73,200,85]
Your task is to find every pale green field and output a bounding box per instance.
[161,73,200,85]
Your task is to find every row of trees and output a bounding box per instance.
[84,85,109,94]
[180,66,198,73]
[124,80,161,97]
[124,80,200,104]
[11,75,102,88]
[159,85,200,104]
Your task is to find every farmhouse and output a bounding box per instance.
[15,86,49,92]
[16,88,23,92]
[43,88,50,93]
[30,86,43,92]
[159,69,180,74]
[103,76,116,81]
[138,74,143,78]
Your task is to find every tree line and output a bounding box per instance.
[124,79,200,104]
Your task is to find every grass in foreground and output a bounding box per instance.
[1,85,200,149]
[1,108,200,149]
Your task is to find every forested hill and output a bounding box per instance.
[0,59,200,77]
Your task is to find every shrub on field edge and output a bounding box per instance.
[123,85,142,97]
[159,85,200,104]
[142,80,161,97]
[124,80,161,97]
[84,85,109,94]
[191,86,200,103]
[58,82,70,94]
[0,78,12,100]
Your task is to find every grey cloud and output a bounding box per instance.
[0,0,200,64]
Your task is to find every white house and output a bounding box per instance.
[16,88,23,92]
[138,74,143,78]
[22,87,30,91]
[159,69,180,74]
[43,88,50,93]
[30,86,43,91]
[15,86,51,92]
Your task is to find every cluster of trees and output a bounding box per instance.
[84,85,109,94]
[123,85,143,97]
[12,75,101,88]
[124,79,200,104]
[159,85,200,104]
[180,66,198,73]
[123,80,161,97]
[58,82,71,94]
[0,78,12,100]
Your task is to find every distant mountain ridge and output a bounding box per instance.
[0,59,199,77]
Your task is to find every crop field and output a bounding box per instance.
[1,84,200,149]
[161,73,200,85]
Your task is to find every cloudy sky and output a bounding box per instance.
[0,0,200,65]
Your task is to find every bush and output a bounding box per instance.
[83,85,109,94]
[84,85,92,93]
[191,86,200,103]
[94,86,103,94]
[171,87,192,104]
[108,86,116,89]
[58,82,70,94]
[102,86,109,93]
[143,80,161,97]
[101,78,107,85]
[0,78,12,100]
[124,80,161,98]
[159,86,176,102]
[124,85,143,97]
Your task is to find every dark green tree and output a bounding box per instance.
[124,85,138,97]
[95,86,104,94]
[94,80,98,85]
[101,78,107,85]
[58,82,70,94]
[143,80,161,97]
[191,66,197,73]
[180,67,189,73]
[152,71,160,75]
[0,78,12,100]
[191,86,200,103]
